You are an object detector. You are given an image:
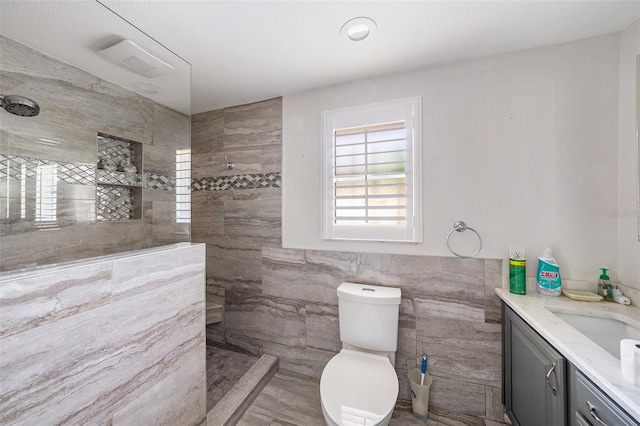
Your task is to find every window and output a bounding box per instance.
[35,164,57,223]
[321,97,422,242]
[175,149,191,224]
[20,163,26,219]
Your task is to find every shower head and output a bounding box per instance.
[0,95,40,117]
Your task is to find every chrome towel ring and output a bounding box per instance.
[446,221,482,258]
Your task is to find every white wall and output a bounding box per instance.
[283,34,620,281]
[618,20,640,290]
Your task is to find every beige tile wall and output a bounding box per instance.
[191,97,282,306]
[0,243,207,425]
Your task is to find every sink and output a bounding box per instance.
[551,312,640,359]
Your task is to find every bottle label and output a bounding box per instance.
[540,271,559,280]
[537,260,561,296]
[509,259,526,295]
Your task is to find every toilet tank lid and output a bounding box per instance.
[337,282,401,305]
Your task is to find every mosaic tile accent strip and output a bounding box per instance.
[0,154,37,180]
[96,185,134,221]
[1,154,176,192]
[0,154,95,185]
[97,169,144,187]
[146,173,177,191]
[57,163,95,185]
[192,172,281,192]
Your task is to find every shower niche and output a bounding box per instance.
[96,133,143,221]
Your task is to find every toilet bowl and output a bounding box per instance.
[320,349,398,426]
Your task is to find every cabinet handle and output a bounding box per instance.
[587,401,609,426]
[545,363,557,396]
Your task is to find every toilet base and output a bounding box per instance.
[321,400,393,426]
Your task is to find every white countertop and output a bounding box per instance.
[496,288,640,421]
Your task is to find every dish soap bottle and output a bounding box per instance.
[536,248,561,297]
[597,268,610,299]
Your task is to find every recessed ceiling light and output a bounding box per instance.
[341,17,377,42]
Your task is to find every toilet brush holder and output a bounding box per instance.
[408,368,433,421]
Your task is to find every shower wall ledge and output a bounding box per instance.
[0,241,196,279]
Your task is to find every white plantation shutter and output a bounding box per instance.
[175,149,191,223]
[334,122,406,224]
[322,97,422,242]
[35,164,57,223]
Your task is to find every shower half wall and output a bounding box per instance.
[0,243,206,425]
[0,35,190,271]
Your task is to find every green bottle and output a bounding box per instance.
[509,257,526,295]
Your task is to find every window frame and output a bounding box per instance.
[175,149,191,224]
[321,97,422,242]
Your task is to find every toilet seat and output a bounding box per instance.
[320,349,398,425]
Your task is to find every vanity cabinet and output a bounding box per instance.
[503,302,639,426]
[503,303,567,426]
[568,364,639,426]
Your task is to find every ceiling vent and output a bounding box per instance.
[98,39,175,78]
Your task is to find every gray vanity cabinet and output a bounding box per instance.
[503,303,567,426]
[568,363,639,426]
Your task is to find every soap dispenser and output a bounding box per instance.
[597,268,611,299]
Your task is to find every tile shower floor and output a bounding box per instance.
[206,344,258,411]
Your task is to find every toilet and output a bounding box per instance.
[320,282,401,426]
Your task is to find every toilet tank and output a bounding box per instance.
[337,282,401,352]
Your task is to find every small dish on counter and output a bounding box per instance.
[562,289,603,302]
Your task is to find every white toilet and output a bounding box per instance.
[320,282,401,426]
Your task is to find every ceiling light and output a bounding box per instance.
[341,17,377,42]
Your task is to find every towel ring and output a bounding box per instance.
[446,221,482,258]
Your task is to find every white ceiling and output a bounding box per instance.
[3,1,640,115]
[0,1,191,114]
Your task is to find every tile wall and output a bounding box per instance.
[0,243,207,425]
[0,35,190,272]
[190,97,282,319]
[191,98,504,422]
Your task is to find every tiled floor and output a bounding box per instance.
[237,372,508,426]
[206,344,258,411]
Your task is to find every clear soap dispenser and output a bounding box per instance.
[597,268,611,299]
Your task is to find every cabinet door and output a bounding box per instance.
[503,303,567,426]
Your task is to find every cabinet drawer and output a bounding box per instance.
[574,371,638,426]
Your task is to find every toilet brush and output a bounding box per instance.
[420,354,428,385]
